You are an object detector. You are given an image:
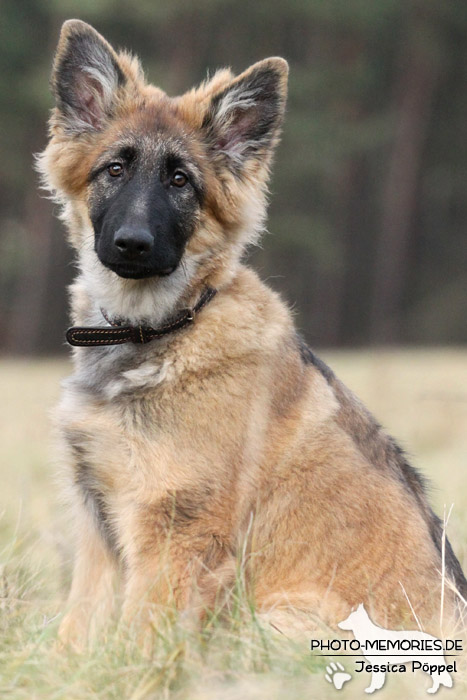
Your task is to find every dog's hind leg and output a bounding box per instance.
[365,670,386,694]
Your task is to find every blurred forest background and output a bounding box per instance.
[1,0,467,354]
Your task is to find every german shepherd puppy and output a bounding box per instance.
[39,20,466,647]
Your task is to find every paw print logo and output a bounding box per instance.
[325,661,352,690]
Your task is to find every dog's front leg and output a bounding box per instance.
[120,507,234,644]
[58,512,117,650]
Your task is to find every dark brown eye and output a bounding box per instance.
[171,170,188,188]
[108,163,123,177]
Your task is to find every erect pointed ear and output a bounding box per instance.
[202,58,288,172]
[51,19,126,133]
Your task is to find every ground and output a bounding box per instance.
[1,349,466,698]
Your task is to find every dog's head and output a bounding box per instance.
[38,20,288,321]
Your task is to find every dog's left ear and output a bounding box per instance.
[202,58,288,172]
[51,19,127,133]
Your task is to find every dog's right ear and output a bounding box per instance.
[51,19,126,133]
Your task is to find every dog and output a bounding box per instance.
[38,20,467,648]
[338,604,454,694]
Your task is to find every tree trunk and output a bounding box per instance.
[370,13,441,343]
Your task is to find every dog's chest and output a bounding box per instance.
[72,339,174,399]
[59,371,181,553]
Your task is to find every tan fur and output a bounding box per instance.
[40,21,465,649]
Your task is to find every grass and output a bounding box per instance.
[1,349,467,698]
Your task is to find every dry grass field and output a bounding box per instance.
[1,350,466,699]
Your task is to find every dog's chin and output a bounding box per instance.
[102,261,176,281]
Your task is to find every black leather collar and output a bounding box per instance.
[66,287,217,347]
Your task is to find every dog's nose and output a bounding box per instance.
[113,227,153,261]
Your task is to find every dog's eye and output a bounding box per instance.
[108,163,124,177]
[171,171,188,188]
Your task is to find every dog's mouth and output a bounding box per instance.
[104,262,177,280]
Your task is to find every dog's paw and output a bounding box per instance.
[57,613,88,653]
[325,661,352,690]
